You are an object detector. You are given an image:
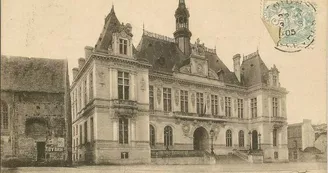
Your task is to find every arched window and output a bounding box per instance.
[164,126,173,146]
[149,125,155,147]
[239,130,244,147]
[1,100,8,130]
[226,130,232,147]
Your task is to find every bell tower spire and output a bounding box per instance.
[174,0,192,56]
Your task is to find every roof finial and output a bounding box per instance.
[110,2,115,13]
[143,22,145,34]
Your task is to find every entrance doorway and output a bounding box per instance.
[252,130,258,150]
[193,127,209,151]
[37,142,45,161]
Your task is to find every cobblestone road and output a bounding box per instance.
[2,162,326,173]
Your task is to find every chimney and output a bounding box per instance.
[78,58,86,70]
[84,46,93,60]
[72,68,79,79]
[233,54,241,82]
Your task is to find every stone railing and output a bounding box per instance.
[112,99,137,109]
[271,116,287,121]
[144,30,175,43]
[112,99,138,116]
[151,150,204,158]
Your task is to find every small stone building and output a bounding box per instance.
[0,56,71,164]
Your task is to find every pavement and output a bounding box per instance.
[1,162,326,173]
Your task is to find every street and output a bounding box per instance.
[1,162,326,173]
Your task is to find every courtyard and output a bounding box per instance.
[1,162,326,173]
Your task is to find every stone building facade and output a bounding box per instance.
[71,0,288,164]
[0,56,71,164]
[288,120,327,161]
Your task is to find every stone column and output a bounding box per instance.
[112,118,118,141]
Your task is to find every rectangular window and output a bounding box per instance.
[89,72,93,101]
[251,98,257,118]
[119,39,128,55]
[225,97,231,117]
[90,117,94,142]
[211,95,218,116]
[119,118,129,144]
[180,90,188,113]
[84,79,87,106]
[72,126,75,137]
[196,93,204,115]
[84,121,88,144]
[149,86,154,110]
[79,125,82,145]
[273,129,277,147]
[273,75,277,86]
[293,151,297,160]
[75,89,77,117]
[272,97,278,117]
[118,71,129,100]
[237,99,244,118]
[163,88,172,112]
[274,151,279,159]
[121,152,129,159]
[79,86,82,111]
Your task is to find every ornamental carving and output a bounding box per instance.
[140,78,146,91]
[157,88,161,104]
[182,123,190,136]
[191,93,195,107]
[206,95,210,108]
[208,69,219,79]
[281,99,286,115]
[220,97,224,111]
[194,59,206,76]
[174,90,179,106]
[234,99,237,112]
[191,38,206,56]
[180,65,191,73]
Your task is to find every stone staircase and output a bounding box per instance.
[233,149,264,163]
[214,153,248,164]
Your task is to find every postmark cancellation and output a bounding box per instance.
[261,0,316,52]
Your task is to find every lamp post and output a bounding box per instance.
[258,133,262,150]
[210,129,215,154]
[248,131,252,152]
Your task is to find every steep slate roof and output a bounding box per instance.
[135,34,240,85]
[1,55,65,93]
[95,7,121,52]
[240,52,269,87]
[135,34,187,74]
[304,147,322,154]
[206,52,240,85]
[93,6,270,87]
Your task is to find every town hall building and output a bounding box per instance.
[70,0,288,164]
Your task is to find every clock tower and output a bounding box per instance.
[174,0,192,56]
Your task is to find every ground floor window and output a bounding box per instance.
[119,117,129,144]
[274,151,279,159]
[226,130,232,147]
[164,126,173,146]
[150,125,155,147]
[293,151,297,160]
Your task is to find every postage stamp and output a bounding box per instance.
[261,0,316,53]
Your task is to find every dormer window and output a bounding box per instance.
[273,75,277,86]
[119,39,128,55]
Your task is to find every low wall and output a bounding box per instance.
[151,156,216,165]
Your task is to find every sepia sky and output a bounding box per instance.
[1,0,327,124]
